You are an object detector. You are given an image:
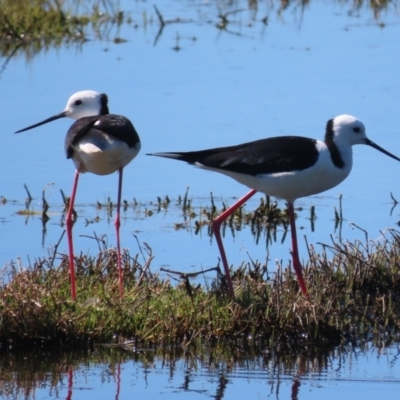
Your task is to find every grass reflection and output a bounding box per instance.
[0,0,398,61]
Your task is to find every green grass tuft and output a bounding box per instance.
[1,228,400,350]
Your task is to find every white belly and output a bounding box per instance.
[71,133,141,175]
[196,148,353,203]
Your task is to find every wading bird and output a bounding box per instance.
[148,115,400,297]
[16,91,141,300]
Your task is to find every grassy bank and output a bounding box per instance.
[1,227,400,351]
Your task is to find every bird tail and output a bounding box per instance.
[147,152,187,160]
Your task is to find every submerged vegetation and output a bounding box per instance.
[1,224,400,350]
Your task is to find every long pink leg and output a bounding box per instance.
[115,168,123,298]
[66,170,79,300]
[66,366,73,400]
[287,202,308,296]
[212,189,257,296]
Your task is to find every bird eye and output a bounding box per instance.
[74,100,82,106]
[353,127,361,133]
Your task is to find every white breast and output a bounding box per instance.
[71,131,141,175]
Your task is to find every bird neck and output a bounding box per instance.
[100,94,110,115]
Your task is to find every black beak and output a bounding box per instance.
[15,110,68,133]
[365,138,400,162]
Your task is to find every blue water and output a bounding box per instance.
[2,344,400,400]
[1,1,400,398]
[2,0,400,281]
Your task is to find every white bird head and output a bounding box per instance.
[62,90,109,120]
[329,114,400,162]
[330,114,367,145]
[15,90,109,133]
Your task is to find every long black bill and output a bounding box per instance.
[15,111,68,133]
[365,138,400,162]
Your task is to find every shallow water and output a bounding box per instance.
[2,0,400,282]
[1,1,400,397]
[1,344,400,400]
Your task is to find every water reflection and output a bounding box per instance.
[1,0,395,70]
[2,184,347,259]
[0,1,129,81]
[1,344,400,399]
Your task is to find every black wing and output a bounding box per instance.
[65,114,140,159]
[151,136,319,175]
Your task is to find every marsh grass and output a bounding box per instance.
[0,0,124,61]
[1,226,400,351]
[0,0,122,41]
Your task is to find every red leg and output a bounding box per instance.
[287,202,308,296]
[212,189,257,296]
[115,168,123,298]
[66,170,79,301]
[66,365,73,400]
[115,363,121,400]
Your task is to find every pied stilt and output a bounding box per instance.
[16,90,141,300]
[148,115,400,297]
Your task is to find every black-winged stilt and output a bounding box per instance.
[148,115,400,297]
[15,90,141,300]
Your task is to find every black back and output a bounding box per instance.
[171,136,320,175]
[65,114,140,159]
